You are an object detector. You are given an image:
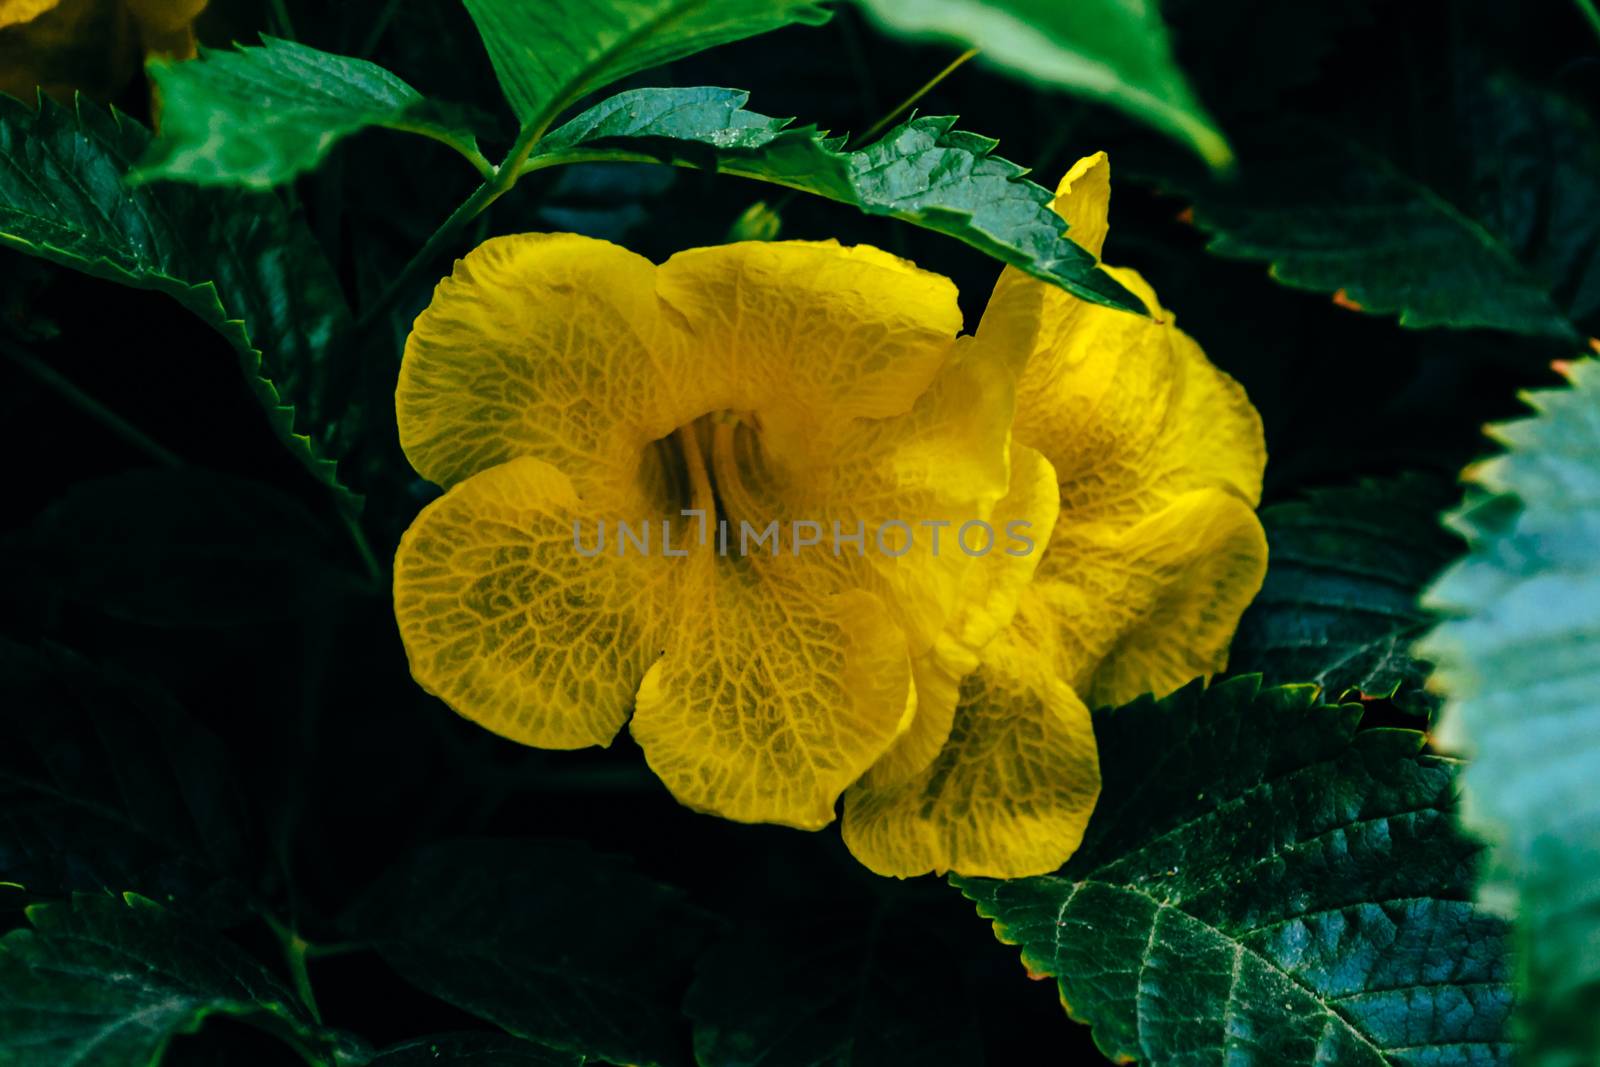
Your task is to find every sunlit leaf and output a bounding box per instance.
[462,0,831,130]
[138,36,485,188]
[855,0,1231,168]
[1420,357,1600,1067]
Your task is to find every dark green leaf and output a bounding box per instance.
[370,1034,580,1066]
[955,677,1514,1066]
[1419,358,1600,1067]
[345,838,714,1067]
[1156,72,1600,343]
[529,86,1144,313]
[0,94,358,512]
[138,37,486,189]
[0,893,353,1067]
[855,0,1230,168]
[461,0,831,130]
[1230,475,1463,712]
[688,910,984,1066]
[29,467,359,626]
[0,640,254,923]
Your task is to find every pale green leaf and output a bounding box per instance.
[461,0,831,130]
[137,36,486,188]
[856,0,1231,168]
[1419,357,1600,1067]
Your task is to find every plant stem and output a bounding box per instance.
[855,47,979,148]
[358,117,551,339]
[268,0,297,40]
[0,340,182,467]
[264,913,324,1024]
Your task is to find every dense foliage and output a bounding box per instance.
[2,0,1596,1064]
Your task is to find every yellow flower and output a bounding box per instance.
[394,236,1048,830]
[841,153,1268,878]
[392,152,1266,878]
[0,0,206,102]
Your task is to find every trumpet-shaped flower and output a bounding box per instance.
[393,153,1266,877]
[394,235,1050,830]
[841,154,1267,877]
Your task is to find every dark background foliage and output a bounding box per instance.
[1,0,1591,1062]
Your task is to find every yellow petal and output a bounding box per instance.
[0,0,138,101]
[842,611,1100,879]
[977,153,1263,525]
[861,443,1061,787]
[0,0,60,28]
[801,337,1017,652]
[1036,488,1269,708]
[1003,264,1263,524]
[393,455,675,750]
[631,560,914,830]
[654,240,962,461]
[1051,151,1111,261]
[397,233,697,497]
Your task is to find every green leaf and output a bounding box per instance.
[28,467,360,627]
[687,909,984,1066]
[528,86,1145,313]
[0,640,255,923]
[461,0,831,131]
[954,677,1514,1066]
[0,893,355,1067]
[137,37,486,189]
[344,838,714,1067]
[1229,475,1464,712]
[1418,358,1600,1067]
[1156,73,1600,343]
[369,1034,580,1066]
[0,94,358,513]
[854,0,1231,169]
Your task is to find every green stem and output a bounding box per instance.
[0,340,182,467]
[268,0,297,40]
[855,47,979,148]
[395,124,495,179]
[1576,0,1600,42]
[341,511,384,591]
[358,117,551,339]
[264,913,324,1025]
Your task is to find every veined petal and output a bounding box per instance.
[654,240,963,461]
[397,233,699,501]
[1037,488,1269,708]
[978,153,1264,525]
[861,444,1060,788]
[842,610,1100,879]
[804,337,1018,652]
[631,558,914,830]
[993,263,1264,524]
[394,456,676,750]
